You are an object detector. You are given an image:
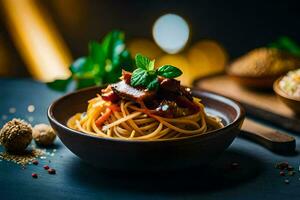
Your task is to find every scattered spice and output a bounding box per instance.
[280,171,285,176]
[0,149,44,166]
[287,165,294,171]
[43,165,49,170]
[32,160,39,165]
[27,105,35,113]
[288,171,296,176]
[275,161,297,184]
[275,161,289,170]
[27,117,34,123]
[9,107,16,114]
[0,117,59,179]
[32,173,38,179]
[48,168,56,175]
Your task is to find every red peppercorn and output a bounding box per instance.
[277,162,289,170]
[43,165,50,170]
[32,160,39,165]
[48,168,56,174]
[280,171,285,176]
[32,173,38,178]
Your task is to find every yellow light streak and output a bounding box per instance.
[1,0,72,81]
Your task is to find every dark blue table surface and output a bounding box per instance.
[0,78,300,200]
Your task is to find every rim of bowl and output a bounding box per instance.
[48,86,245,143]
[226,71,280,80]
[273,76,300,102]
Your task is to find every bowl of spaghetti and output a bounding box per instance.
[48,54,245,170]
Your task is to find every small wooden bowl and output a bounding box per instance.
[273,77,300,115]
[227,71,279,90]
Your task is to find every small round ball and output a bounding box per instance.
[32,124,56,146]
[0,119,32,153]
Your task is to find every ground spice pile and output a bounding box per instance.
[228,48,300,77]
[0,148,44,166]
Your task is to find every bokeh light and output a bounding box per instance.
[156,54,191,86]
[128,38,163,59]
[187,40,228,77]
[153,14,190,54]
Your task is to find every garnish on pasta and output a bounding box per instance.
[67,54,223,140]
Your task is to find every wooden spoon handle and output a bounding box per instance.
[240,118,296,154]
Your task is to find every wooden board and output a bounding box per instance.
[195,74,298,119]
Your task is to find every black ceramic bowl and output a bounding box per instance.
[48,87,245,171]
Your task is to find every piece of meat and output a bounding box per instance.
[160,78,180,92]
[111,80,156,102]
[158,78,193,101]
[153,100,198,117]
[110,71,197,115]
[175,96,200,112]
[102,91,120,103]
[179,86,193,101]
[154,100,177,118]
[122,70,132,84]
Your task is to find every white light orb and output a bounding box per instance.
[153,14,190,54]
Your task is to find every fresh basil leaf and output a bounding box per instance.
[101,31,129,74]
[148,70,157,76]
[71,57,102,79]
[46,78,72,92]
[48,31,135,91]
[89,41,105,65]
[76,78,96,89]
[147,77,159,90]
[104,70,120,84]
[102,31,113,57]
[70,57,88,74]
[102,30,125,59]
[103,60,121,83]
[131,68,149,87]
[135,53,151,70]
[120,50,134,72]
[148,60,155,71]
[270,36,300,57]
[157,65,182,78]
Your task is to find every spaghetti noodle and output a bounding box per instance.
[67,93,223,140]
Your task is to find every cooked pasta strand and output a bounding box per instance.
[67,96,223,140]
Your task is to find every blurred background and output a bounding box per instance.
[1,0,300,84]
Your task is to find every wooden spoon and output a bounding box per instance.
[240,118,296,154]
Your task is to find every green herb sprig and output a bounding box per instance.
[47,31,134,91]
[269,36,300,57]
[131,54,182,90]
